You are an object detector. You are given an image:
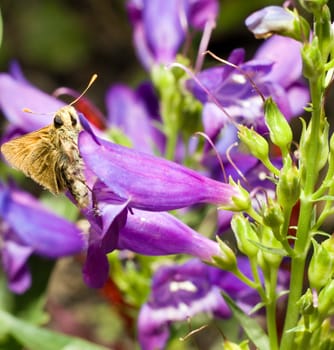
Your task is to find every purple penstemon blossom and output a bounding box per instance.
[78,127,248,212]
[83,203,225,288]
[0,71,65,133]
[105,82,164,154]
[186,35,309,137]
[137,257,287,350]
[0,181,85,293]
[126,0,219,69]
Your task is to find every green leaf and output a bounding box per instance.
[223,293,270,350]
[0,310,109,350]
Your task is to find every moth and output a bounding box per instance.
[1,105,90,208]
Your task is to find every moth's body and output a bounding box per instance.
[1,106,89,208]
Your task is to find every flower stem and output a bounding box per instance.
[266,268,279,350]
[280,78,323,349]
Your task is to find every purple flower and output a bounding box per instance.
[118,209,221,261]
[245,6,295,39]
[187,35,309,136]
[105,82,164,154]
[83,204,224,288]
[0,73,64,132]
[127,0,219,69]
[0,181,85,293]
[137,257,264,350]
[78,130,246,212]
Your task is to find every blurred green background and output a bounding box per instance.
[0,0,284,113]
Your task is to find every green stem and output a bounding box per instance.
[165,126,178,160]
[266,269,279,350]
[280,78,323,349]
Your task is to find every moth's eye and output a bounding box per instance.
[70,114,78,127]
[53,115,63,128]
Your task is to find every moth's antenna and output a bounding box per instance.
[69,73,98,106]
[22,108,53,115]
[22,74,98,115]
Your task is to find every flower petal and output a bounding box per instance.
[79,131,241,211]
[118,209,221,261]
[0,183,85,257]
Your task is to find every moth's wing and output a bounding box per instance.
[1,127,63,194]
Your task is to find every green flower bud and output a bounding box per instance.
[322,236,334,255]
[262,198,284,240]
[299,119,329,177]
[264,98,293,154]
[213,236,237,271]
[231,214,259,257]
[308,241,334,291]
[277,164,300,209]
[301,37,324,80]
[238,125,270,162]
[258,226,283,268]
[300,0,328,14]
[297,288,316,316]
[318,279,334,317]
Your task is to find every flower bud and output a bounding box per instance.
[276,164,300,209]
[258,226,283,268]
[238,125,270,163]
[301,37,324,80]
[231,214,259,257]
[213,236,237,271]
[245,6,310,41]
[264,98,293,154]
[300,0,328,13]
[297,288,316,316]
[299,119,329,177]
[322,235,334,255]
[318,279,334,317]
[308,240,334,291]
[262,198,284,240]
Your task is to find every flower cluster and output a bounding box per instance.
[3,1,334,349]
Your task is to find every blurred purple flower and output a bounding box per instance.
[83,204,223,288]
[187,35,309,136]
[0,181,85,293]
[0,73,64,132]
[78,130,246,212]
[138,257,277,350]
[245,6,295,39]
[105,82,164,154]
[127,0,219,69]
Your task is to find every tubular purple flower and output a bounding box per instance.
[138,257,265,350]
[117,209,221,261]
[83,204,224,288]
[126,0,219,69]
[0,182,86,293]
[105,82,164,154]
[187,35,309,134]
[1,240,32,294]
[0,73,64,132]
[78,130,244,211]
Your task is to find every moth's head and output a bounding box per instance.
[53,106,81,130]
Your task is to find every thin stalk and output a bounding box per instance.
[266,268,279,350]
[280,78,323,349]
